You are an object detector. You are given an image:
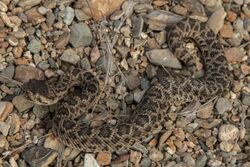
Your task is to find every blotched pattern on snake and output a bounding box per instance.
[22,18,231,152]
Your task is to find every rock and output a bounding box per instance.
[132,143,148,154]
[64,6,75,25]
[149,148,164,162]
[33,105,49,119]
[44,134,63,152]
[132,16,144,38]
[25,7,46,25]
[75,9,90,21]
[0,135,8,149]
[140,157,151,167]
[241,64,250,75]
[155,30,167,45]
[224,47,244,63]
[82,0,125,21]
[207,7,226,34]
[70,22,92,47]
[21,146,57,167]
[195,119,221,129]
[115,46,130,57]
[60,49,80,65]
[90,46,101,63]
[130,150,142,165]
[242,93,250,106]
[183,153,195,167]
[146,49,182,69]
[134,90,145,103]
[12,95,34,112]
[219,24,234,38]
[195,154,207,167]
[0,65,15,81]
[27,38,42,54]
[63,147,81,161]
[173,128,185,140]
[196,103,213,119]
[0,102,13,121]
[18,0,41,8]
[14,65,44,83]
[215,98,232,114]
[220,141,234,152]
[218,124,239,142]
[226,11,237,22]
[0,122,10,136]
[84,153,99,167]
[206,136,217,147]
[8,113,20,135]
[46,11,55,25]
[126,74,141,90]
[80,57,91,70]
[96,152,111,166]
[0,1,7,12]
[145,10,183,31]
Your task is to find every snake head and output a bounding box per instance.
[22,79,59,106]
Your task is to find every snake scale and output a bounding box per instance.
[22,18,231,152]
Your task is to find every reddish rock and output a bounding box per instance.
[220,24,234,38]
[96,152,112,166]
[14,65,44,82]
[0,102,13,122]
[224,47,244,63]
[25,7,45,25]
[54,32,70,49]
[226,11,237,22]
[82,0,125,21]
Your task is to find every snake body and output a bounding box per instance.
[22,18,231,152]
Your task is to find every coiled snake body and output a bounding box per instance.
[22,18,231,152]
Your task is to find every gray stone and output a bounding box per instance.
[37,61,50,70]
[134,90,146,103]
[33,105,49,119]
[141,78,150,90]
[64,6,75,25]
[215,98,232,114]
[80,58,91,70]
[242,93,250,106]
[196,155,208,167]
[145,10,183,31]
[183,153,195,167]
[132,16,144,38]
[146,49,182,69]
[21,146,57,167]
[140,157,151,167]
[70,22,92,48]
[126,74,141,90]
[60,49,80,65]
[0,65,15,83]
[27,38,42,54]
[46,11,55,25]
[132,143,148,154]
[75,9,90,21]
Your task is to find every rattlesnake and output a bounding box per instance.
[22,18,231,152]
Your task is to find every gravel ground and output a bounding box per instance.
[0,0,249,167]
